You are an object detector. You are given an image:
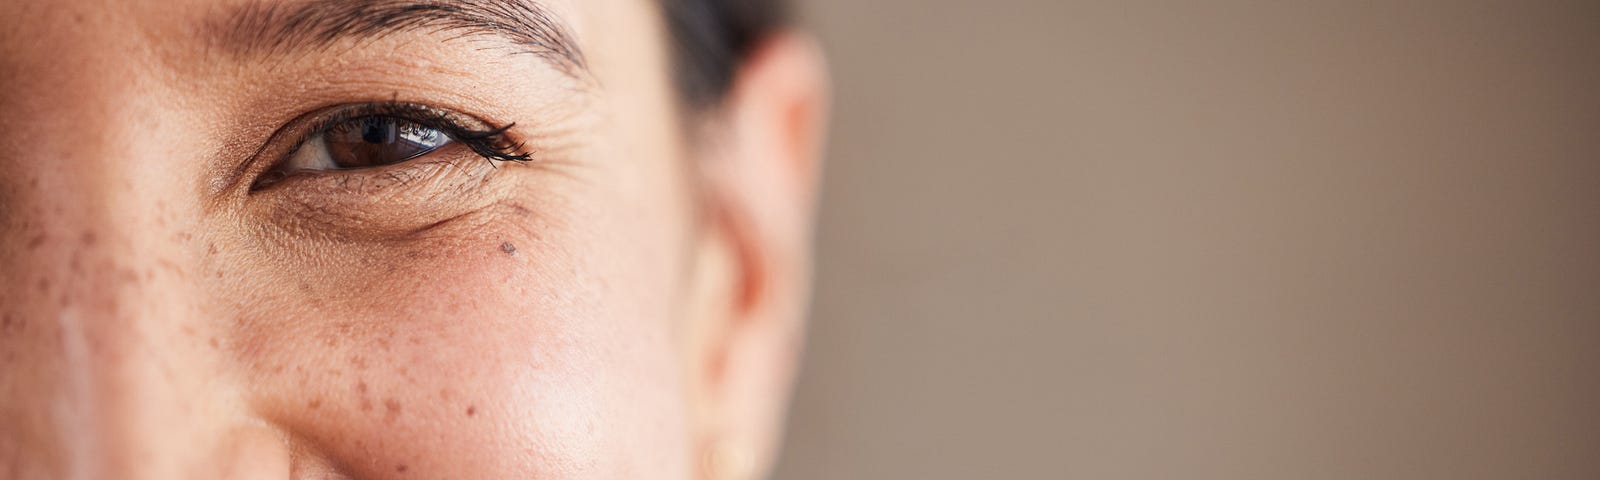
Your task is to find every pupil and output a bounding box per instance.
[361,118,394,144]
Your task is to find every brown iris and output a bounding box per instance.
[323,117,450,169]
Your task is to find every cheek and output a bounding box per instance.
[232,193,693,479]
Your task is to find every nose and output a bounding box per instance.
[0,103,292,479]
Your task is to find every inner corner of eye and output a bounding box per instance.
[284,135,332,171]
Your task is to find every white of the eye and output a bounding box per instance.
[284,135,336,171]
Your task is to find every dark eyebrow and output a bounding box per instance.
[211,0,587,76]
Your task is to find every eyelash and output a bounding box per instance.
[252,103,532,190]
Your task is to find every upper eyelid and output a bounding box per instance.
[306,103,489,136]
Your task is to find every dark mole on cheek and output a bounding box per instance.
[466,405,476,417]
[500,242,518,256]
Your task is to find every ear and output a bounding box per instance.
[680,31,829,480]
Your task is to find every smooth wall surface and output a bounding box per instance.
[775,1,1600,479]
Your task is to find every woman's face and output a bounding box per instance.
[0,0,825,478]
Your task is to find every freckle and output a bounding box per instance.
[116,267,139,285]
[208,337,219,349]
[466,406,476,417]
[360,398,373,411]
[357,381,368,394]
[35,277,49,293]
[26,234,45,250]
[500,242,518,256]
[80,231,97,246]
[384,398,402,422]
[396,464,408,473]
[308,398,322,409]
[508,203,534,218]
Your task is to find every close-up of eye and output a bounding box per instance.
[251,104,531,191]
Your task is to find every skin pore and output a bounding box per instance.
[0,0,827,478]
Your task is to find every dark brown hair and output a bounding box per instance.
[660,0,790,109]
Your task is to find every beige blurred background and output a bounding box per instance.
[772,1,1600,479]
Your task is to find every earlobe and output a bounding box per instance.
[683,30,829,480]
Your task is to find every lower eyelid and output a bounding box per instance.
[266,144,497,195]
[251,151,506,241]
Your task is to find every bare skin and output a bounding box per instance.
[0,0,828,478]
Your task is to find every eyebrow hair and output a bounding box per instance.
[212,0,587,76]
